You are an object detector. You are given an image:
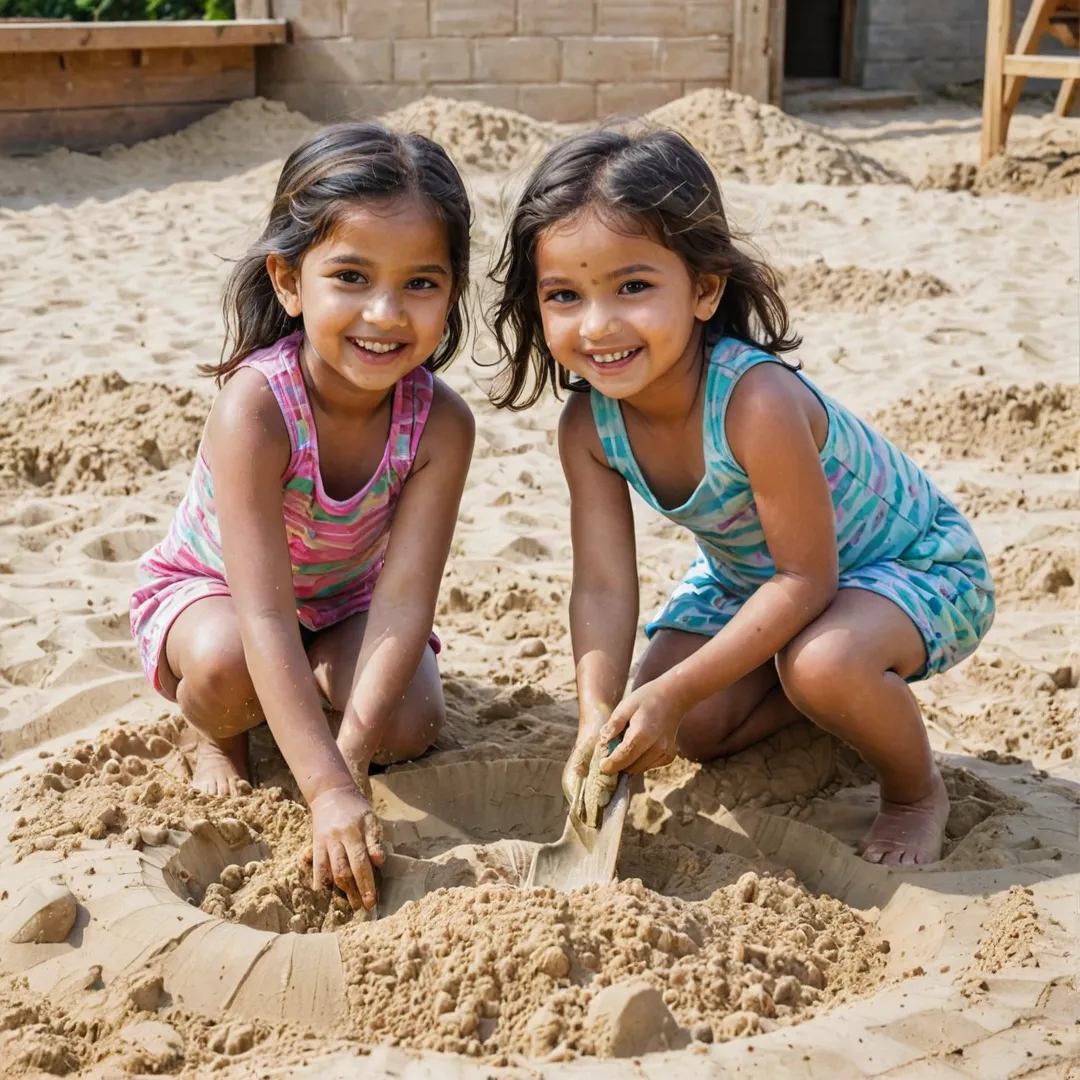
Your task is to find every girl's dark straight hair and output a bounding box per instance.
[204,120,472,384]
[487,128,800,410]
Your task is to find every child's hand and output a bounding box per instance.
[599,681,684,776]
[562,731,600,820]
[308,784,385,911]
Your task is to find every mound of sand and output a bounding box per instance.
[382,97,562,174]
[922,124,1080,200]
[780,262,952,313]
[0,374,207,495]
[645,90,907,186]
[875,382,1079,472]
[990,540,1077,610]
[0,99,318,208]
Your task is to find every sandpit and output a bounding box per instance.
[1,89,1079,1079]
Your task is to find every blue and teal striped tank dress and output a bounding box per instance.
[589,337,995,680]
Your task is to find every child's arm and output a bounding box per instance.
[206,371,378,909]
[558,394,639,811]
[334,383,474,771]
[601,363,839,775]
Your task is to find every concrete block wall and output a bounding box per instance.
[257,0,736,123]
[853,0,1066,91]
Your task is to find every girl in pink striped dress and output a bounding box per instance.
[130,122,475,912]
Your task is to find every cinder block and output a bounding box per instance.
[269,0,342,39]
[661,36,730,80]
[518,82,597,121]
[866,0,984,25]
[685,0,734,35]
[428,83,523,110]
[257,79,338,120]
[258,38,393,84]
[597,80,683,117]
[394,38,473,82]
[473,38,559,83]
[341,84,445,119]
[345,0,428,38]
[866,21,973,62]
[518,0,595,35]
[562,37,662,82]
[431,0,515,36]
[596,0,684,36]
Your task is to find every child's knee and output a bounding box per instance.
[776,632,857,717]
[179,633,256,720]
[675,704,740,762]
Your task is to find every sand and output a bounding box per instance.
[0,89,1078,1078]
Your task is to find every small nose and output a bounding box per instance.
[580,301,619,341]
[362,289,407,329]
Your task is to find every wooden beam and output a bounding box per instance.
[1054,77,1079,113]
[732,0,771,102]
[0,19,286,54]
[1002,52,1080,77]
[768,0,786,105]
[1002,0,1056,120]
[981,0,1014,164]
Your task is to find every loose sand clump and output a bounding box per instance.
[972,885,1044,972]
[645,90,907,186]
[875,382,1079,472]
[0,373,207,494]
[950,480,1080,518]
[337,872,886,1060]
[990,541,1077,609]
[382,97,562,174]
[779,262,952,313]
[922,124,1080,200]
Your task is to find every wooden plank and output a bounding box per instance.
[0,46,255,111]
[1054,76,1079,113]
[732,0,771,102]
[767,0,786,105]
[840,0,857,84]
[1002,51,1080,77]
[0,19,286,53]
[981,0,1014,164]
[1002,0,1056,121]
[0,101,232,155]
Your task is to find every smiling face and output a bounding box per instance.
[534,208,723,402]
[268,195,453,395]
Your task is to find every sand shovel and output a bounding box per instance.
[525,737,629,892]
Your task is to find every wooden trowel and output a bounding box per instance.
[525,738,629,892]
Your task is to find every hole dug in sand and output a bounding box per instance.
[0,716,1078,1072]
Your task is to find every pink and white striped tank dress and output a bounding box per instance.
[130,330,436,699]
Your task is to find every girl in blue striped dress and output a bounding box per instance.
[488,129,994,866]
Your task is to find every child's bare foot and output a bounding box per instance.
[860,767,950,867]
[191,731,251,797]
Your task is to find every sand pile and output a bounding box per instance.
[0,373,207,495]
[0,99,318,208]
[645,90,906,186]
[337,871,886,1060]
[990,539,1076,609]
[950,479,1080,518]
[780,262,952,313]
[382,97,562,174]
[922,123,1080,200]
[923,654,1076,765]
[875,382,1079,472]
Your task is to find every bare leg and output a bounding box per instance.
[162,597,261,797]
[633,628,802,766]
[308,610,445,781]
[777,589,948,867]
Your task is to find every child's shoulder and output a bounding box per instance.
[206,366,291,462]
[416,376,475,464]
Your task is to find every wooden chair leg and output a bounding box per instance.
[1003,0,1055,122]
[982,0,1016,164]
[1054,76,1079,116]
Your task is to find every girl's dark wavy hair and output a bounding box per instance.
[203,121,472,384]
[487,128,800,410]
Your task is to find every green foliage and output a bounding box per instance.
[0,0,234,19]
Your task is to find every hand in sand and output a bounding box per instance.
[599,681,683,776]
[562,729,601,821]
[308,784,385,910]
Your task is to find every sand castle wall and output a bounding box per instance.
[255,0,782,123]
